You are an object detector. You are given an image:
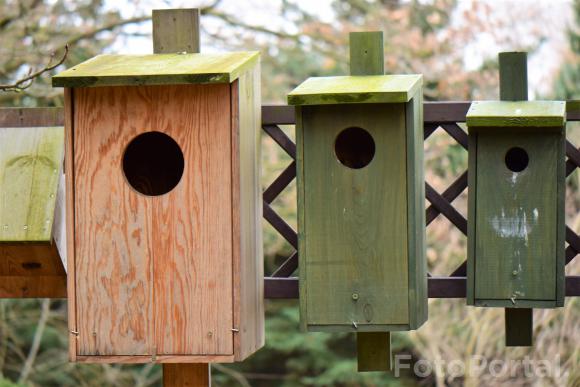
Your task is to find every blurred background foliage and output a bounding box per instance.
[0,0,579,385]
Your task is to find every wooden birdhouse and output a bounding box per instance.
[0,122,66,298]
[52,49,264,363]
[466,100,566,308]
[287,32,427,371]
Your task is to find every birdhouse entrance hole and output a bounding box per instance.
[334,127,375,169]
[505,147,529,173]
[122,131,184,196]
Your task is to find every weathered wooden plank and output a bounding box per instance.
[231,64,264,361]
[467,101,565,128]
[505,308,533,346]
[406,93,427,329]
[474,131,559,302]
[0,275,66,298]
[357,332,391,372]
[74,86,154,356]
[52,52,259,88]
[150,84,234,356]
[0,242,65,276]
[499,52,528,101]
[64,87,77,361]
[301,103,409,328]
[349,32,384,76]
[153,8,200,54]
[0,126,64,242]
[163,364,210,387]
[0,107,63,127]
[287,75,421,105]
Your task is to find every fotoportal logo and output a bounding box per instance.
[394,354,566,379]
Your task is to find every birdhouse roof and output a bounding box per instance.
[466,101,566,130]
[287,74,422,105]
[0,126,64,242]
[52,51,259,88]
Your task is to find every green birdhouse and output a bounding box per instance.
[466,100,566,309]
[287,32,427,371]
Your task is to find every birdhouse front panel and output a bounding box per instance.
[466,101,566,308]
[53,52,264,363]
[289,75,427,332]
[73,84,233,357]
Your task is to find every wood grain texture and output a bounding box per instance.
[73,84,235,358]
[349,32,384,76]
[74,86,153,356]
[473,130,562,304]
[0,126,64,241]
[300,103,409,329]
[231,64,265,361]
[163,363,210,387]
[357,332,391,372]
[151,84,233,356]
[0,242,66,298]
[152,8,200,54]
[0,275,66,298]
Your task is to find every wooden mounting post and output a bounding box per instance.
[349,31,392,372]
[499,51,533,347]
[152,8,211,386]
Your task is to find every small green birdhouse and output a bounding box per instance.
[288,34,427,369]
[466,100,566,309]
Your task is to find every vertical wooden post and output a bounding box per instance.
[349,31,392,372]
[152,8,211,386]
[153,8,200,54]
[499,51,533,347]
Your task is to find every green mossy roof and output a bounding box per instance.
[466,101,566,129]
[287,74,422,105]
[52,51,259,88]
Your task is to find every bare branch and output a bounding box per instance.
[0,45,68,92]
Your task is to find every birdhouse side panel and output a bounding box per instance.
[150,84,234,356]
[301,103,409,330]
[74,86,154,356]
[405,95,427,329]
[473,130,561,305]
[231,65,265,361]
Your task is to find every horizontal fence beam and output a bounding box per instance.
[2,102,579,128]
[264,276,580,299]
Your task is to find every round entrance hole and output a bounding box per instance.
[504,147,529,173]
[122,131,184,196]
[334,127,375,169]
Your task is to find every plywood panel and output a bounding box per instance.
[301,103,409,329]
[151,84,233,356]
[475,131,558,301]
[231,65,264,361]
[74,86,153,356]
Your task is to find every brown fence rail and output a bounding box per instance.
[1,102,579,299]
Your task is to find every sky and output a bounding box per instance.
[107,0,574,98]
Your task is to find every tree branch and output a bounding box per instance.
[0,45,68,92]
